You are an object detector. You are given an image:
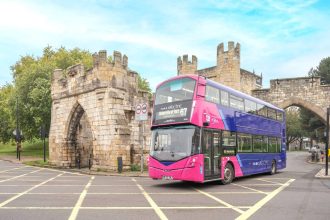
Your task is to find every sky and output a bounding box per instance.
[0,0,329,91]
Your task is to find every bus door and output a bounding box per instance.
[203,130,221,179]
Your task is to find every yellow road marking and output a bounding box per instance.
[236,179,295,220]
[0,206,253,210]
[193,188,244,214]
[0,173,63,207]
[232,183,268,195]
[132,178,168,220]
[0,168,43,183]
[68,176,94,220]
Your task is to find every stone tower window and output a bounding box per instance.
[224,58,228,64]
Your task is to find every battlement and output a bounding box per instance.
[269,76,322,90]
[217,41,240,56]
[51,50,138,100]
[217,41,240,67]
[177,55,198,75]
[93,50,128,68]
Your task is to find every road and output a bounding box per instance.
[0,151,328,220]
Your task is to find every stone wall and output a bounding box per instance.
[252,77,330,123]
[49,50,150,171]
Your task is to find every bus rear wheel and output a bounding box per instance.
[221,163,234,185]
[270,160,277,175]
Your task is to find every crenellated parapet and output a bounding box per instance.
[217,41,240,67]
[51,50,137,101]
[177,55,198,75]
[92,50,128,69]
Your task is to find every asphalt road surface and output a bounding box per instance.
[0,151,328,220]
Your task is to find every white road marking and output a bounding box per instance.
[132,178,168,220]
[0,167,25,173]
[0,168,43,183]
[68,176,94,220]
[193,188,244,214]
[236,179,295,220]
[257,178,285,185]
[235,183,282,186]
[232,183,268,195]
[0,173,63,207]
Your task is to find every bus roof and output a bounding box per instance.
[156,74,283,112]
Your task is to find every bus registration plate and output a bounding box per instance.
[162,176,173,180]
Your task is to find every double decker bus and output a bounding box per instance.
[148,74,286,184]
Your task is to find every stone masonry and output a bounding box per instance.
[252,77,330,123]
[49,50,150,171]
[177,42,262,94]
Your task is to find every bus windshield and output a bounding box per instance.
[155,78,196,105]
[150,126,200,161]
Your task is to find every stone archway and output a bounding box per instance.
[66,103,94,168]
[277,97,327,124]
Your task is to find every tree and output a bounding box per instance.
[304,57,330,145]
[286,109,308,150]
[0,84,15,143]
[137,74,151,92]
[308,57,330,84]
[299,108,325,143]
[10,46,93,139]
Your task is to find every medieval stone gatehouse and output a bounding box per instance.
[49,50,150,170]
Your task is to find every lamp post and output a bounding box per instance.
[325,107,329,176]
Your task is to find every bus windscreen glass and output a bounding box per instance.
[150,126,200,161]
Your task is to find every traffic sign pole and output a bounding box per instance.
[135,102,148,173]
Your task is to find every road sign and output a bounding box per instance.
[13,129,22,142]
[135,103,148,121]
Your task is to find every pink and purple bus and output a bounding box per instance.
[148,75,286,184]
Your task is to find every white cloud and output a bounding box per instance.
[0,0,329,90]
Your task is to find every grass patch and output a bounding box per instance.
[23,160,50,167]
[0,140,49,158]
[130,164,148,172]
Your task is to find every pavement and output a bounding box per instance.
[305,153,330,178]
[0,155,148,177]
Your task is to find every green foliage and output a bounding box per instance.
[308,57,330,84]
[0,85,15,143]
[286,109,308,149]
[137,74,151,92]
[130,164,147,171]
[299,108,325,142]
[0,140,48,158]
[23,160,49,167]
[9,46,93,140]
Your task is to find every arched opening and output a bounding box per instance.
[278,98,327,151]
[67,103,94,168]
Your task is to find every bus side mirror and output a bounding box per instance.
[203,122,210,127]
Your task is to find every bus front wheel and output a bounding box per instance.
[270,160,277,175]
[221,163,234,185]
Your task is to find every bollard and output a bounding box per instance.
[88,154,92,170]
[117,157,123,173]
